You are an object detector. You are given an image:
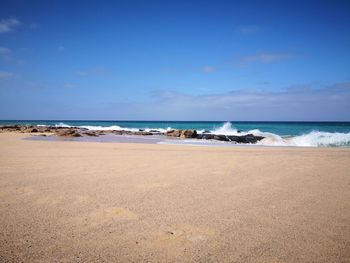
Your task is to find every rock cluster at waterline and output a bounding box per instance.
[0,125,265,144]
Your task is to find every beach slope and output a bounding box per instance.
[0,133,349,262]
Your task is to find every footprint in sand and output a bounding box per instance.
[153,224,215,247]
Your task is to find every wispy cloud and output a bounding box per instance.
[0,71,14,79]
[0,47,26,65]
[0,47,11,55]
[0,18,21,33]
[236,25,261,35]
[57,46,65,51]
[105,82,350,121]
[64,83,77,88]
[0,46,25,65]
[2,55,26,65]
[239,52,293,66]
[75,70,88,76]
[202,66,216,73]
[19,47,30,52]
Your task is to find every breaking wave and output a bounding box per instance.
[211,122,350,147]
[52,122,350,147]
[53,122,172,133]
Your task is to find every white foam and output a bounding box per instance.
[54,122,72,128]
[52,122,174,133]
[81,125,138,131]
[211,122,241,135]
[51,121,350,147]
[211,122,350,147]
[287,131,350,147]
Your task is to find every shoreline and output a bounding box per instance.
[2,124,350,148]
[22,133,332,149]
[0,124,266,145]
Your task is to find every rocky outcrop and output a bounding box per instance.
[56,129,82,137]
[0,125,265,144]
[134,131,153,136]
[166,129,197,138]
[166,130,181,137]
[226,134,264,144]
[83,131,99,136]
[181,130,197,138]
[196,133,264,143]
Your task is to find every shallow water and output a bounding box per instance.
[4,120,350,147]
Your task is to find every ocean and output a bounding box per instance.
[1,120,350,147]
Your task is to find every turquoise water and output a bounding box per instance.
[1,120,349,135]
[1,120,350,147]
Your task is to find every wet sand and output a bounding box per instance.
[0,132,350,262]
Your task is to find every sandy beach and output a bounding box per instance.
[0,132,349,263]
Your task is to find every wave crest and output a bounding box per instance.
[53,121,350,147]
[212,122,350,147]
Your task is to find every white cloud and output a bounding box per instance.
[0,18,21,33]
[239,52,292,66]
[202,66,216,73]
[0,71,14,79]
[0,47,11,55]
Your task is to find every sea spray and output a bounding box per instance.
[211,122,350,147]
[2,120,350,147]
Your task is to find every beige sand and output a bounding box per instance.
[0,132,349,263]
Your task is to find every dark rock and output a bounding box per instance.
[56,129,82,137]
[197,132,264,144]
[30,128,38,133]
[166,129,197,138]
[113,130,124,135]
[134,131,153,136]
[112,130,133,135]
[0,125,21,132]
[196,134,214,140]
[97,131,106,135]
[166,130,182,137]
[227,134,264,144]
[180,130,197,138]
[196,134,203,139]
[213,135,229,141]
[83,131,99,137]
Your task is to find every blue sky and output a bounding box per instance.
[0,0,349,121]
